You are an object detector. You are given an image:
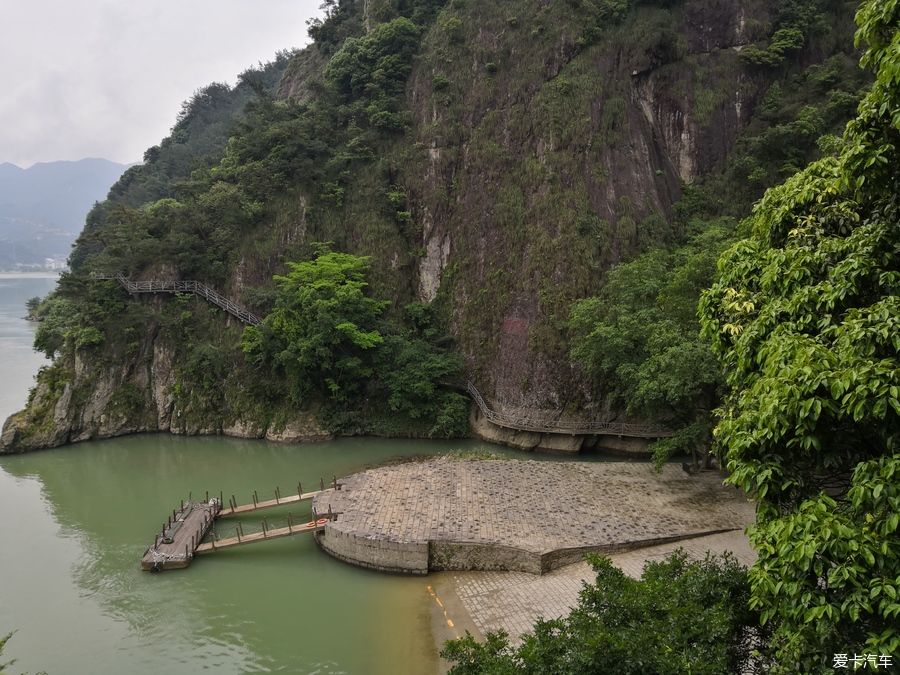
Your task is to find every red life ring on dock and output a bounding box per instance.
[305,517,330,527]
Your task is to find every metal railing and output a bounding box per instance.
[465,381,673,438]
[94,273,261,325]
[93,273,670,438]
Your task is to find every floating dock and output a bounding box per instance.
[141,499,221,571]
[141,480,339,571]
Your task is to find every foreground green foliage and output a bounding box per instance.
[243,250,389,402]
[243,248,468,436]
[699,0,900,670]
[570,223,734,466]
[442,552,762,674]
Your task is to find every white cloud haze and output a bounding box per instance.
[0,0,322,167]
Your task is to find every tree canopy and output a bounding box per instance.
[242,249,389,402]
[698,0,899,669]
[569,223,734,466]
[442,552,763,675]
[242,247,468,436]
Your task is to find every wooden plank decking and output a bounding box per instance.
[196,517,330,553]
[140,480,341,571]
[141,499,220,571]
[218,487,332,517]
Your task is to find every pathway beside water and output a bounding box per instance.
[430,529,756,647]
[312,458,753,575]
[0,276,755,674]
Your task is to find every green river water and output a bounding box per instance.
[0,276,508,674]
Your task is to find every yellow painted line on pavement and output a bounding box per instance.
[426,584,459,634]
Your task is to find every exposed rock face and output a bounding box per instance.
[0,331,330,453]
[403,0,777,412]
[468,408,583,454]
[0,0,857,453]
[264,415,333,443]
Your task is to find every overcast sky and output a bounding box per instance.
[0,0,322,168]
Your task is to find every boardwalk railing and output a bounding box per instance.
[94,273,261,325]
[465,381,673,439]
[94,273,669,439]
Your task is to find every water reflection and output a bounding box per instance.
[0,434,506,674]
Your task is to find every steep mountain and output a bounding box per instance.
[0,158,129,268]
[1,0,867,453]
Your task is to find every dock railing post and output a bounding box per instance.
[298,482,302,498]
[333,476,337,490]
[253,490,258,507]
[275,486,280,504]
[288,513,294,533]
[320,477,324,491]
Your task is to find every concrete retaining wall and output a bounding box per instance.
[429,541,544,574]
[317,527,738,576]
[315,526,429,574]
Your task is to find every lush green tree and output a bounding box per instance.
[569,224,734,466]
[377,302,468,437]
[698,0,900,670]
[242,249,389,402]
[24,297,41,319]
[323,16,422,133]
[442,551,763,674]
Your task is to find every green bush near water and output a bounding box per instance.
[242,247,468,437]
[442,551,763,674]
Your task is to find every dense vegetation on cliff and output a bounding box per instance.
[444,0,898,671]
[2,0,870,454]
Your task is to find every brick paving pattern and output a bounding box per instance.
[315,458,753,556]
[448,529,757,644]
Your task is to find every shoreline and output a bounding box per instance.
[0,272,62,279]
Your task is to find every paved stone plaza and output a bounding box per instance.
[313,458,754,574]
[436,529,757,645]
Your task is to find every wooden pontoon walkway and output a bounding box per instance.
[141,499,220,571]
[217,481,334,517]
[140,480,340,571]
[196,517,331,553]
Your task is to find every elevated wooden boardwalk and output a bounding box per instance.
[140,481,339,571]
[94,273,261,325]
[93,273,671,439]
[218,480,335,517]
[196,517,331,553]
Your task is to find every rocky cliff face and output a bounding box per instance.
[1,0,859,452]
[400,0,772,409]
[1,299,331,453]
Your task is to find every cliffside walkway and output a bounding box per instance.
[140,481,339,571]
[93,273,669,440]
[465,381,673,439]
[94,273,261,325]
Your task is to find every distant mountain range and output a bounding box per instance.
[0,158,131,270]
